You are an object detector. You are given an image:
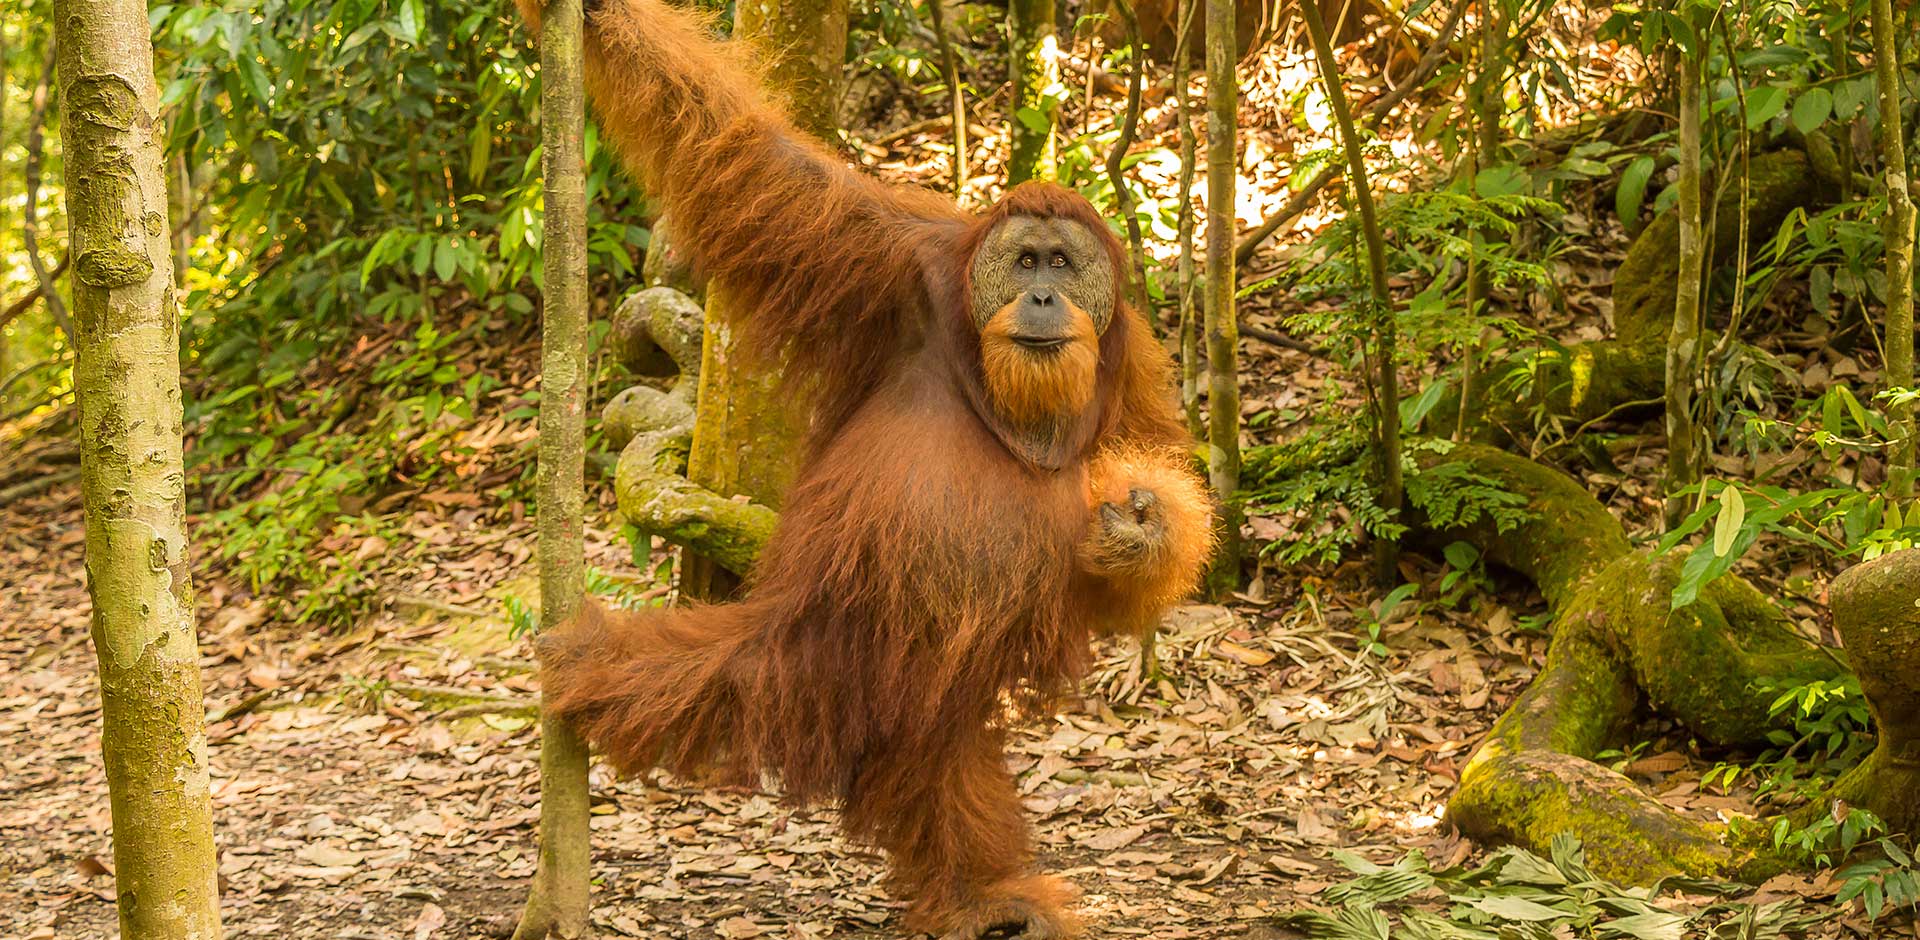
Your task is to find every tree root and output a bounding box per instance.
[1415,444,1914,882]
[605,286,778,574]
[1434,149,1836,449]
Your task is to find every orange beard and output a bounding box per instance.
[978,301,1100,427]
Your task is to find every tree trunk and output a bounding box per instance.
[26,39,74,343]
[1103,0,1150,320]
[926,0,968,202]
[1872,0,1915,499]
[1663,49,1703,525]
[515,0,593,935]
[1007,0,1058,184]
[680,0,847,601]
[1202,0,1241,597]
[1173,0,1203,439]
[56,0,223,935]
[1302,1,1401,585]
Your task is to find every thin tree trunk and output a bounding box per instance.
[1664,50,1704,525]
[926,0,967,202]
[25,40,74,342]
[1103,0,1150,321]
[1174,0,1203,439]
[1873,0,1915,499]
[56,0,223,936]
[514,0,593,935]
[1007,0,1057,184]
[1202,0,1241,597]
[1303,0,1402,584]
[1456,0,1500,442]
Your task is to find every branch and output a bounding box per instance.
[0,252,71,331]
[23,41,72,343]
[926,0,968,201]
[1233,0,1470,266]
[1103,0,1150,317]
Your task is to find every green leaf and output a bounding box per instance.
[395,0,424,44]
[433,238,458,282]
[1744,84,1788,129]
[239,55,273,107]
[1790,86,1832,135]
[1596,911,1689,940]
[1475,164,1529,198]
[1712,486,1746,557]
[1616,155,1656,228]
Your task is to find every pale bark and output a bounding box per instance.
[57,0,222,935]
[1302,0,1402,584]
[1202,0,1241,596]
[1873,0,1915,499]
[1007,0,1058,184]
[515,0,593,934]
[1664,51,1704,525]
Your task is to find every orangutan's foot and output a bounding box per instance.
[929,875,1081,940]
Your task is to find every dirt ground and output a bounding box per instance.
[2,472,1526,940]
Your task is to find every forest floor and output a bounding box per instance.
[3,460,1506,940]
[0,450,1888,939]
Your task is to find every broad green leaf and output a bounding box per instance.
[1475,164,1529,198]
[1744,85,1788,129]
[433,239,458,282]
[1790,86,1832,135]
[1464,895,1571,922]
[1616,155,1656,228]
[1712,486,1746,557]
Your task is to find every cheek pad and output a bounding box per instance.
[1072,263,1115,334]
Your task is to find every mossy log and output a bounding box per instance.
[1438,150,1835,447]
[603,285,778,575]
[1413,445,1920,883]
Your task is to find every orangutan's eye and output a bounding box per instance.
[1018,252,1037,269]
[1050,253,1068,268]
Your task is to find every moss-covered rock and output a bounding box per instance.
[1826,548,1920,838]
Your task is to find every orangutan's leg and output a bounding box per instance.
[843,727,1080,939]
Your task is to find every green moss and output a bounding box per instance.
[1417,444,1631,606]
[1451,751,1737,883]
[1614,150,1832,347]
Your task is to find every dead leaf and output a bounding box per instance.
[411,902,446,940]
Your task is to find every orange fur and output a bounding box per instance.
[1081,446,1217,634]
[519,1,1212,934]
[978,300,1100,426]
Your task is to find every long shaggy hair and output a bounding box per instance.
[518,0,1214,933]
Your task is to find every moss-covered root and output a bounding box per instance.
[1612,149,1835,347]
[611,285,703,378]
[1417,443,1631,606]
[1451,751,1739,884]
[1437,150,1834,449]
[614,425,776,574]
[1825,548,1920,838]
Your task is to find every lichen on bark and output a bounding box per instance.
[58,0,222,935]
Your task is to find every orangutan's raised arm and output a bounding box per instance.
[518,0,964,361]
